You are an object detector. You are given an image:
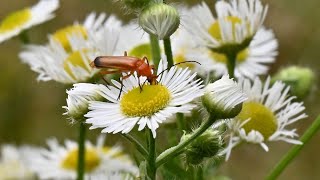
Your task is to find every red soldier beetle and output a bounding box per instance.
[90,52,201,99]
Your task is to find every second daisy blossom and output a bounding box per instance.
[186,0,267,50]
[223,77,307,160]
[19,13,121,84]
[85,59,204,138]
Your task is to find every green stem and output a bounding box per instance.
[156,115,217,167]
[163,38,174,67]
[176,113,186,132]
[19,30,30,44]
[149,35,161,68]
[147,129,156,180]
[226,52,236,78]
[121,134,149,158]
[266,115,320,180]
[77,122,86,180]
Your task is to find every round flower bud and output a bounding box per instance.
[138,3,180,39]
[63,83,103,123]
[202,75,247,119]
[272,66,315,99]
[182,130,223,165]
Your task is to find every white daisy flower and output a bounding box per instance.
[190,27,278,79]
[223,77,307,160]
[85,59,204,138]
[23,135,137,180]
[64,83,104,122]
[185,0,268,49]
[0,0,59,43]
[19,13,121,84]
[0,145,35,179]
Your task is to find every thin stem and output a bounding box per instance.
[121,134,149,158]
[176,113,186,132]
[19,30,30,44]
[77,122,86,180]
[147,129,156,180]
[226,52,236,78]
[163,38,174,67]
[266,115,320,180]
[149,35,161,68]
[156,115,217,167]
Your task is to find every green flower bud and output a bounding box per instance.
[182,130,223,165]
[272,66,315,99]
[202,75,247,119]
[139,3,180,39]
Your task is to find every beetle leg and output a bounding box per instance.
[138,77,143,92]
[117,80,124,100]
[143,56,150,65]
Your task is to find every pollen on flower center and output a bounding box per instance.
[63,49,91,78]
[61,148,101,172]
[209,48,249,64]
[52,25,87,52]
[0,8,31,33]
[129,43,153,59]
[236,101,278,139]
[120,85,171,117]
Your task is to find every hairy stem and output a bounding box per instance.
[149,35,161,68]
[226,52,236,78]
[147,130,156,179]
[77,123,86,180]
[266,115,320,180]
[156,115,217,167]
[163,38,174,67]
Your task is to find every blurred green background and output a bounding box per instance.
[0,0,320,179]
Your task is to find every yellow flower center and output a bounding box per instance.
[0,8,31,33]
[52,25,87,52]
[209,48,249,64]
[120,85,171,117]
[236,101,278,140]
[208,16,242,42]
[63,49,91,78]
[61,148,101,172]
[174,53,195,69]
[129,43,153,59]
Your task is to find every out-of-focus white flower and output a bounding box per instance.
[0,0,59,43]
[0,145,35,179]
[186,0,267,49]
[19,13,121,84]
[23,135,138,180]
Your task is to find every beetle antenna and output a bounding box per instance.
[157,61,201,77]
